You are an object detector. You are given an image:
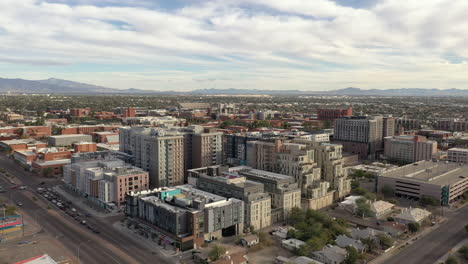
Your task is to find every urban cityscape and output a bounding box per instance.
[1,1,468,264]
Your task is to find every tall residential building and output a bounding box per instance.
[448,148,468,163]
[245,139,347,210]
[317,106,352,121]
[334,115,386,159]
[383,117,395,138]
[384,135,437,163]
[63,152,149,207]
[126,185,244,251]
[435,119,468,132]
[395,118,421,134]
[119,125,223,188]
[225,132,272,166]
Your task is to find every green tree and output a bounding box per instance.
[419,195,439,207]
[344,246,359,264]
[356,198,372,218]
[408,222,420,233]
[381,185,394,198]
[361,237,378,252]
[219,120,234,129]
[445,256,458,264]
[377,233,394,249]
[208,245,226,261]
[5,205,17,215]
[458,245,468,260]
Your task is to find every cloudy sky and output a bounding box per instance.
[1,0,468,91]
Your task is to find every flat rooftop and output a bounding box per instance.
[380,161,468,186]
[235,167,293,181]
[50,134,91,138]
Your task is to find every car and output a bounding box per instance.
[85,213,91,217]
[92,229,100,234]
[39,182,45,185]
[77,213,83,217]
[10,186,18,189]
[81,220,87,225]
[17,202,23,206]
[71,208,77,212]
[18,186,26,190]
[57,202,62,206]
[74,217,81,222]
[52,200,57,204]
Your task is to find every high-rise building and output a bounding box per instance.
[334,115,385,159]
[384,135,437,163]
[435,119,468,132]
[395,118,421,134]
[448,148,468,163]
[119,125,223,187]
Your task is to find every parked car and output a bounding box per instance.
[17,202,23,206]
[71,208,77,212]
[81,220,87,225]
[18,186,26,190]
[10,186,18,189]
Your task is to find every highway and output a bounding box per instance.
[384,205,468,264]
[0,155,174,264]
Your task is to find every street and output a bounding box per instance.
[383,205,468,264]
[0,155,174,264]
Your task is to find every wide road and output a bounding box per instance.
[0,155,174,264]
[384,205,468,264]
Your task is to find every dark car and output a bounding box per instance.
[92,229,100,234]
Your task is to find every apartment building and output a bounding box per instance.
[377,160,468,205]
[189,168,271,231]
[395,118,421,134]
[126,185,244,251]
[334,115,391,159]
[436,119,468,132]
[225,132,269,165]
[384,135,437,163]
[231,167,301,222]
[317,106,352,121]
[246,139,335,210]
[120,126,223,188]
[63,153,149,207]
[448,148,468,163]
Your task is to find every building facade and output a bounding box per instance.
[448,148,468,163]
[384,135,437,163]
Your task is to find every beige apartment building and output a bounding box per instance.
[384,135,437,163]
[448,148,468,163]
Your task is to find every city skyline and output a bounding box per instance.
[1,0,468,91]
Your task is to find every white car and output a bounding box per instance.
[18,186,26,190]
[71,208,77,212]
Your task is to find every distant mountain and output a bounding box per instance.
[0,77,467,96]
[0,77,155,94]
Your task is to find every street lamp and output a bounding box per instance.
[77,239,91,264]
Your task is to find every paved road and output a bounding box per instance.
[0,155,174,264]
[384,205,468,264]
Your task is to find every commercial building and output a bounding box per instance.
[448,148,468,163]
[377,160,468,205]
[48,134,92,146]
[0,139,47,152]
[73,142,97,153]
[70,107,91,117]
[188,167,271,231]
[126,185,244,251]
[334,115,391,160]
[317,106,352,121]
[384,135,437,163]
[0,125,51,139]
[64,152,149,207]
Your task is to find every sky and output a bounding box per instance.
[0,0,468,91]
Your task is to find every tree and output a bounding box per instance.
[458,245,468,260]
[344,246,360,264]
[361,237,378,252]
[377,233,394,249]
[381,185,394,198]
[352,187,368,196]
[419,195,439,207]
[356,198,372,218]
[5,205,17,215]
[408,222,420,233]
[219,120,234,129]
[208,245,226,261]
[445,256,458,264]
[43,167,54,177]
[465,224,468,233]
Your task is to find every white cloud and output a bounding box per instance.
[0,0,467,90]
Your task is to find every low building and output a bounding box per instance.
[240,234,259,247]
[381,222,407,237]
[339,195,363,213]
[311,245,347,264]
[276,256,324,264]
[281,238,305,251]
[73,142,97,153]
[13,254,58,264]
[370,201,394,218]
[447,148,468,163]
[48,134,92,146]
[0,139,47,152]
[335,235,366,252]
[126,185,244,251]
[377,161,468,205]
[347,162,398,176]
[395,207,431,224]
[350,227,384,242]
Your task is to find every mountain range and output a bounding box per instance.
[0,77,467,96]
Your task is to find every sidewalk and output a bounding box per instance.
[435,238,468,264]
[53,185,121,218]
